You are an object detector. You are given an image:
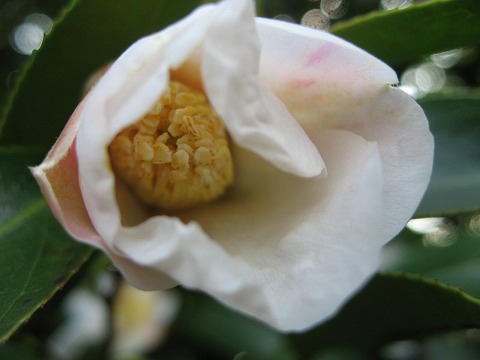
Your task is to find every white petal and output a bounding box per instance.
[256,17,398,129]
[201,0,324,177]
[346,87,433,240]
[256,18,433,240]
[113,130,384,331]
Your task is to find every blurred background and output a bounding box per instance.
[1,0,480,359]
[1,0,479,104]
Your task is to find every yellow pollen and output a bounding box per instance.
[109,81,234,211]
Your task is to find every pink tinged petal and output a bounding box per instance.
[256,17,398,129]
[304,43,338,68]
[256,18,433,240]
[201,0,324,177]
[113,130,384,331]
[31,100,177,290]
[31,99,101,246]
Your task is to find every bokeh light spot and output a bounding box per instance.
[430,48,465,69]
[380,0,413,10]
[9,13,53,55]
[273,14,296,23]
[407,217,458,248]
[321,0,348,20]
[301,9,330,30]
[400,61,446,99]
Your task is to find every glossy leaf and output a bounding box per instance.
[0,0,199,147]
[0,341,45,360]
[0,147,92,343]
[167,271,480,357]
[331,0,480,66]
[292,272,480,356]
[383,221,480,297]
[416,96,480,216]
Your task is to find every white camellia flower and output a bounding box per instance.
[32,0,433,331]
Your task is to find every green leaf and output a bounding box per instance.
[416,96,480,216]
[331,0,480,66]
[0,341,45,360]
[170,291,297,360]
[383,218,480,297]
[292,272,480,356]
[0,0,199,147]
[0,147,92,343]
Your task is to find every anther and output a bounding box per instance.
[109,80,234,211]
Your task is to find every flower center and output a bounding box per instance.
[109,80,234,211]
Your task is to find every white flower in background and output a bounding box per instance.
[32,0,433,331]
[46,282,178,359]
[111,284,179,359]
[48,289,108,359]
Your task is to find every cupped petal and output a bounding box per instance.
[75,2,219,244]
[256,18,433,240]
[113,130,384,331]
[77,0,324,253]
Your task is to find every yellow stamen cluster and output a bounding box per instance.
[109,81,234,211]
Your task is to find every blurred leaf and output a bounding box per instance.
[292,272,480,357]
[0,340,45,360]
[0,0,31,49]
[383,220,480,297]
[169,291,297,360]
[331,0,480,66]
[416,96,480,216]
[421,330,480,360]
[309,348,368,360]
[0,0,199,147]
[0,0,72,109]
[0,147,92,343]
[425,259,480,298]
